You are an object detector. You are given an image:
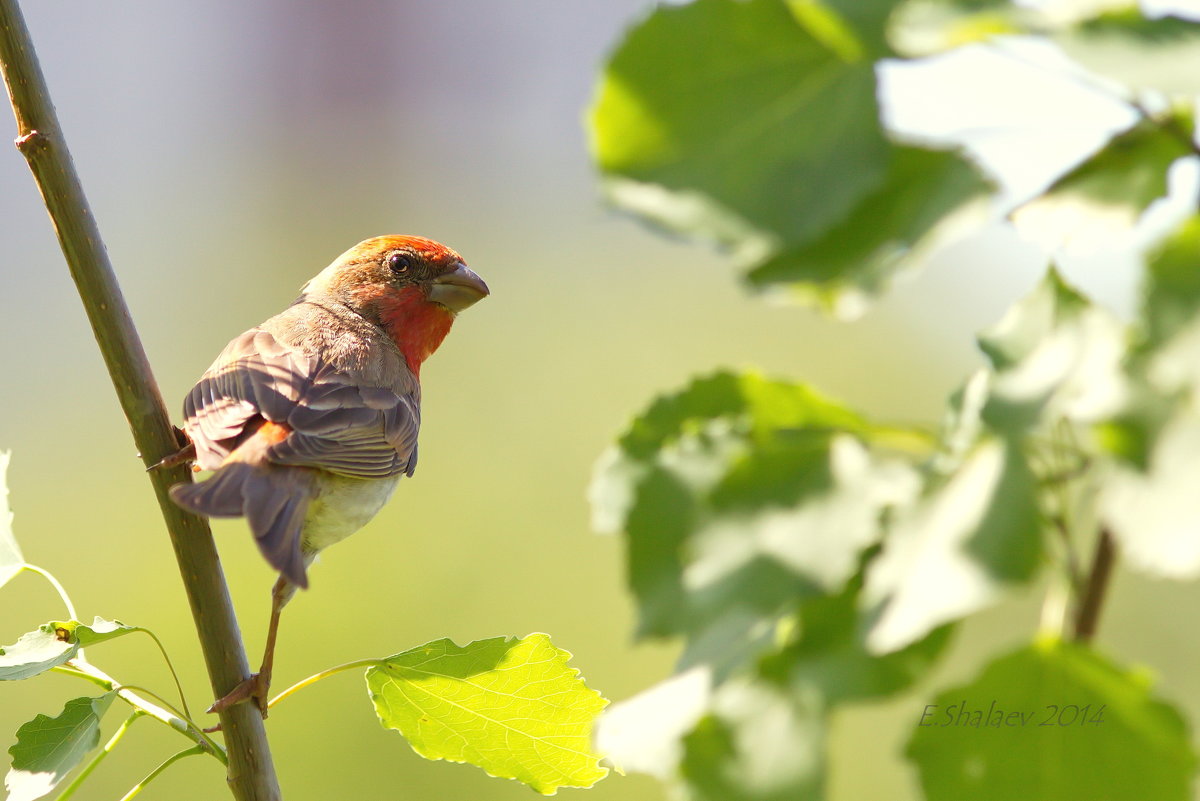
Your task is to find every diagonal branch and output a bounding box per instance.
[0,2,280,798]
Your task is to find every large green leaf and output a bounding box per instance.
[366,634,608,795]
[0,451,22,590]
[0,619,138,681]
[590,0,889,254]
[1012,120,1195,252]
[5,692,117,801]
[746,146,991,316]
[907,639,1195,801]
[589,0,989,317]
[591,371,922,655]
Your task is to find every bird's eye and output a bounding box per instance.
[387,252,413,274]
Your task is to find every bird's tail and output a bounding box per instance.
[170,462,316,589]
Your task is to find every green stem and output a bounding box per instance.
[131,627,192,719]
[56,711,144,801]
[0,1,279,797]
[118,745,206,801]
[21,563,77,620]
[56,661,227,765]
[268,659,383,711]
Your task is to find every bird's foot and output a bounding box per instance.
[206,671,271,719]
[147,428,196,472]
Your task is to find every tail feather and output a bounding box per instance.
[170,463,316,588]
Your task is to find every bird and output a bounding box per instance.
[166,235,489,716]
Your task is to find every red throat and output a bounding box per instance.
[375,286,454,375]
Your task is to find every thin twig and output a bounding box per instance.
[118,745,206,801]
[1072,528,1117,642]
[0,2,279,798]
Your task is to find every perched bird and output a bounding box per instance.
[167,235,488,715]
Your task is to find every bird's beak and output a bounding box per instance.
[428,263,490,312]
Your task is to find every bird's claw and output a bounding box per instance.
[207,672,271,719]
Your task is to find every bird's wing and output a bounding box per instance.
[183,328,420,478]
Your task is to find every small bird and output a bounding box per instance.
[167,235,488,715]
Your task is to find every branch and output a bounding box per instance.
[1072,528,1117,643]
[0,3,280,799]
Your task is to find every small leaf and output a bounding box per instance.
[0,626,76,681]
[1011,120,1195,253]
[865,438,1041,653]
[367,634,608,794]
[0,619,136,681]
[907,640,1195,801]
[0,451,24,590]
[1056,10,1200,97]
[5,692,117,801]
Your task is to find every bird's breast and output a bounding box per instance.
[301,473,401,554]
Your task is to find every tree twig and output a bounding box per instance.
[0,2,280,798]
[1072,528,1117,643]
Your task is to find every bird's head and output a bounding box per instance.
[305,235,490,373]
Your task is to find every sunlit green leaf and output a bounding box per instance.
[1056,10,1200,96]
[367,634,608,795]
[747,146,990,317]
[590,0,888,251]
[4,692,116,801]
[865,438,1041,653]
[1012,121,1195,252]
[908,639,1195,801]
[977,267,1127,431]
[0,451,22,590]
[0,619,138,681]
[680,679,825,801]
[593,371,922,655]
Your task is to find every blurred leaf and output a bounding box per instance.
[762,569,954,704]
[680,679,824,801]
[1012,121,1195,252]
[366,634,608,795]
[0,619,137,681]
[747,146,991,317]
[1099,409,1200,578]
[907,639,1195,801]
[4,692,116,801]
[0,451,22,590]
[1056,10,1200,96]
[596,666,712,779]
[1137,216,1200,394]
[890,1,1023,56]
[818,0,905,57]
[593,371,921,654]
[865,438,1041,653]
[977,267,1127,431]
[589,0,889,267]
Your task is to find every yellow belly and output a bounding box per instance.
[301,473,401,555]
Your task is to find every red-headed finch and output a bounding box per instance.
[167,235,488,714]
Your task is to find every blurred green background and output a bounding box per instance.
[0,2,1197,799]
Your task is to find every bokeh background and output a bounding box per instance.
[0,2,1197,799]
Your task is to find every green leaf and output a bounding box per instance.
[865,437,1041,653]
[0,618,137,681]
[592,371,921,654]
[907,639,1195,801]
[680,679,824,801]
[1056,10,1200,96]
[5,692,117,801]
[1138,215,1200,378]
[0,451,22,590]
[746,146,990,317]
[1012,120,1195,252]
[366,634,608,795]
[0,627,75,681]
[762,569,953,704]
[977,267,1127,432]
[589,0,890,261]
